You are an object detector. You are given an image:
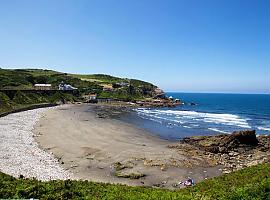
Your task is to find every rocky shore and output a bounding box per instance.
[169,130,270,174]
[0,107,72,181]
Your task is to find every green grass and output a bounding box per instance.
[0,68,157,100]
[0,91,78,115]
[0,164,269,199]
[71,74,127,84]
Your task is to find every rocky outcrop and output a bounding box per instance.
[169,130,270,174]
[182,130,259,153]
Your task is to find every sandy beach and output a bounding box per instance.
[0,108,71,181]
[35,104,222,189]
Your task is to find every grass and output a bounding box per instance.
[0,91,78,115]
[0,68,157,100]
[0,164,270,199]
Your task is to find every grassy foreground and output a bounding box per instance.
[0,164,270,199]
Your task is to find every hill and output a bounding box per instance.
[0,68,157,99]
[0,68,161,114]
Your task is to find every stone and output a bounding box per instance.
[226,130,258,146]
[115,171,146,179]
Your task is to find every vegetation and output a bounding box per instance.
[0,164,269,199]
[0,68,157,101]
[0,92,12,113]
[0,91,78,114]
[0,69,102,92]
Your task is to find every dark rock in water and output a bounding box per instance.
[190,102,196,106]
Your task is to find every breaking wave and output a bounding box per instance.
[257,126,270,131]
[134,108,251,131]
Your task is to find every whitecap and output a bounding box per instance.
[208,128,229,134]
[135,109,250,129]
[183,125,191,129]
[257,126,270,131]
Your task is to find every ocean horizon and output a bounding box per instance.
[120,92,270,140]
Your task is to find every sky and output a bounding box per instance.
[0,0,270,94]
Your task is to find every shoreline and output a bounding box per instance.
[34,104,222,189]
[1,103,268,189]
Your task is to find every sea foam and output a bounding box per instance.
[135,108,250,129]
[257,126,270,131]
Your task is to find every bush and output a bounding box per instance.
[0,164,270,199]
[0,92,12,112]
[12,91,34,105]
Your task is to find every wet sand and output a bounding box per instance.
[35,104,222,189]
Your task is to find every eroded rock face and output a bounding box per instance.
[182,130,258,153]
[224,130,258,146]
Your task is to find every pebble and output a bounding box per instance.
[0,108,72,181]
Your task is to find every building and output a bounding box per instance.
[89,94,97,100]
[102,85,113,91]
[117,82,129,87]
[34,84,52,90]
[58,81,78,91]
[82,93,97,103]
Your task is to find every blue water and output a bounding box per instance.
[123,93,270,140]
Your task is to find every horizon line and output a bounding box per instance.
[166,91,270,95]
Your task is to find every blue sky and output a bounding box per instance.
[0,0,270,93]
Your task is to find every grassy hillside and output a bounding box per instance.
[0,91,77,114]
[0,68,157,100]
[0,164,269,199]
[0,69,102,92]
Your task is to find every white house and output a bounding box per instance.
[34,84,52,90]
[58,81,78,90]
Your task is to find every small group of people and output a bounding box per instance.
[179,177,195,187]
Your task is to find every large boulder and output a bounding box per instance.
[223,130,258,146]
[181,130,258,153]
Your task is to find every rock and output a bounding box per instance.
[219,146,227,152]
[153,183,162,188]
[161,181,167,184]
[114,161,134,171]
[116,171,145,179]
[160,164,167,171]
[172,183,179,188]
[247,160,260,167]
[182,130,258,154]
[225,130,258,146]
[222,170,231,174]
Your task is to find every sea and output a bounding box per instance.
[120,93,270,141]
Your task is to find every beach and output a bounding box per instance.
[1,103,269,189]
[34,104,221,188]
[0,107,71,181]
